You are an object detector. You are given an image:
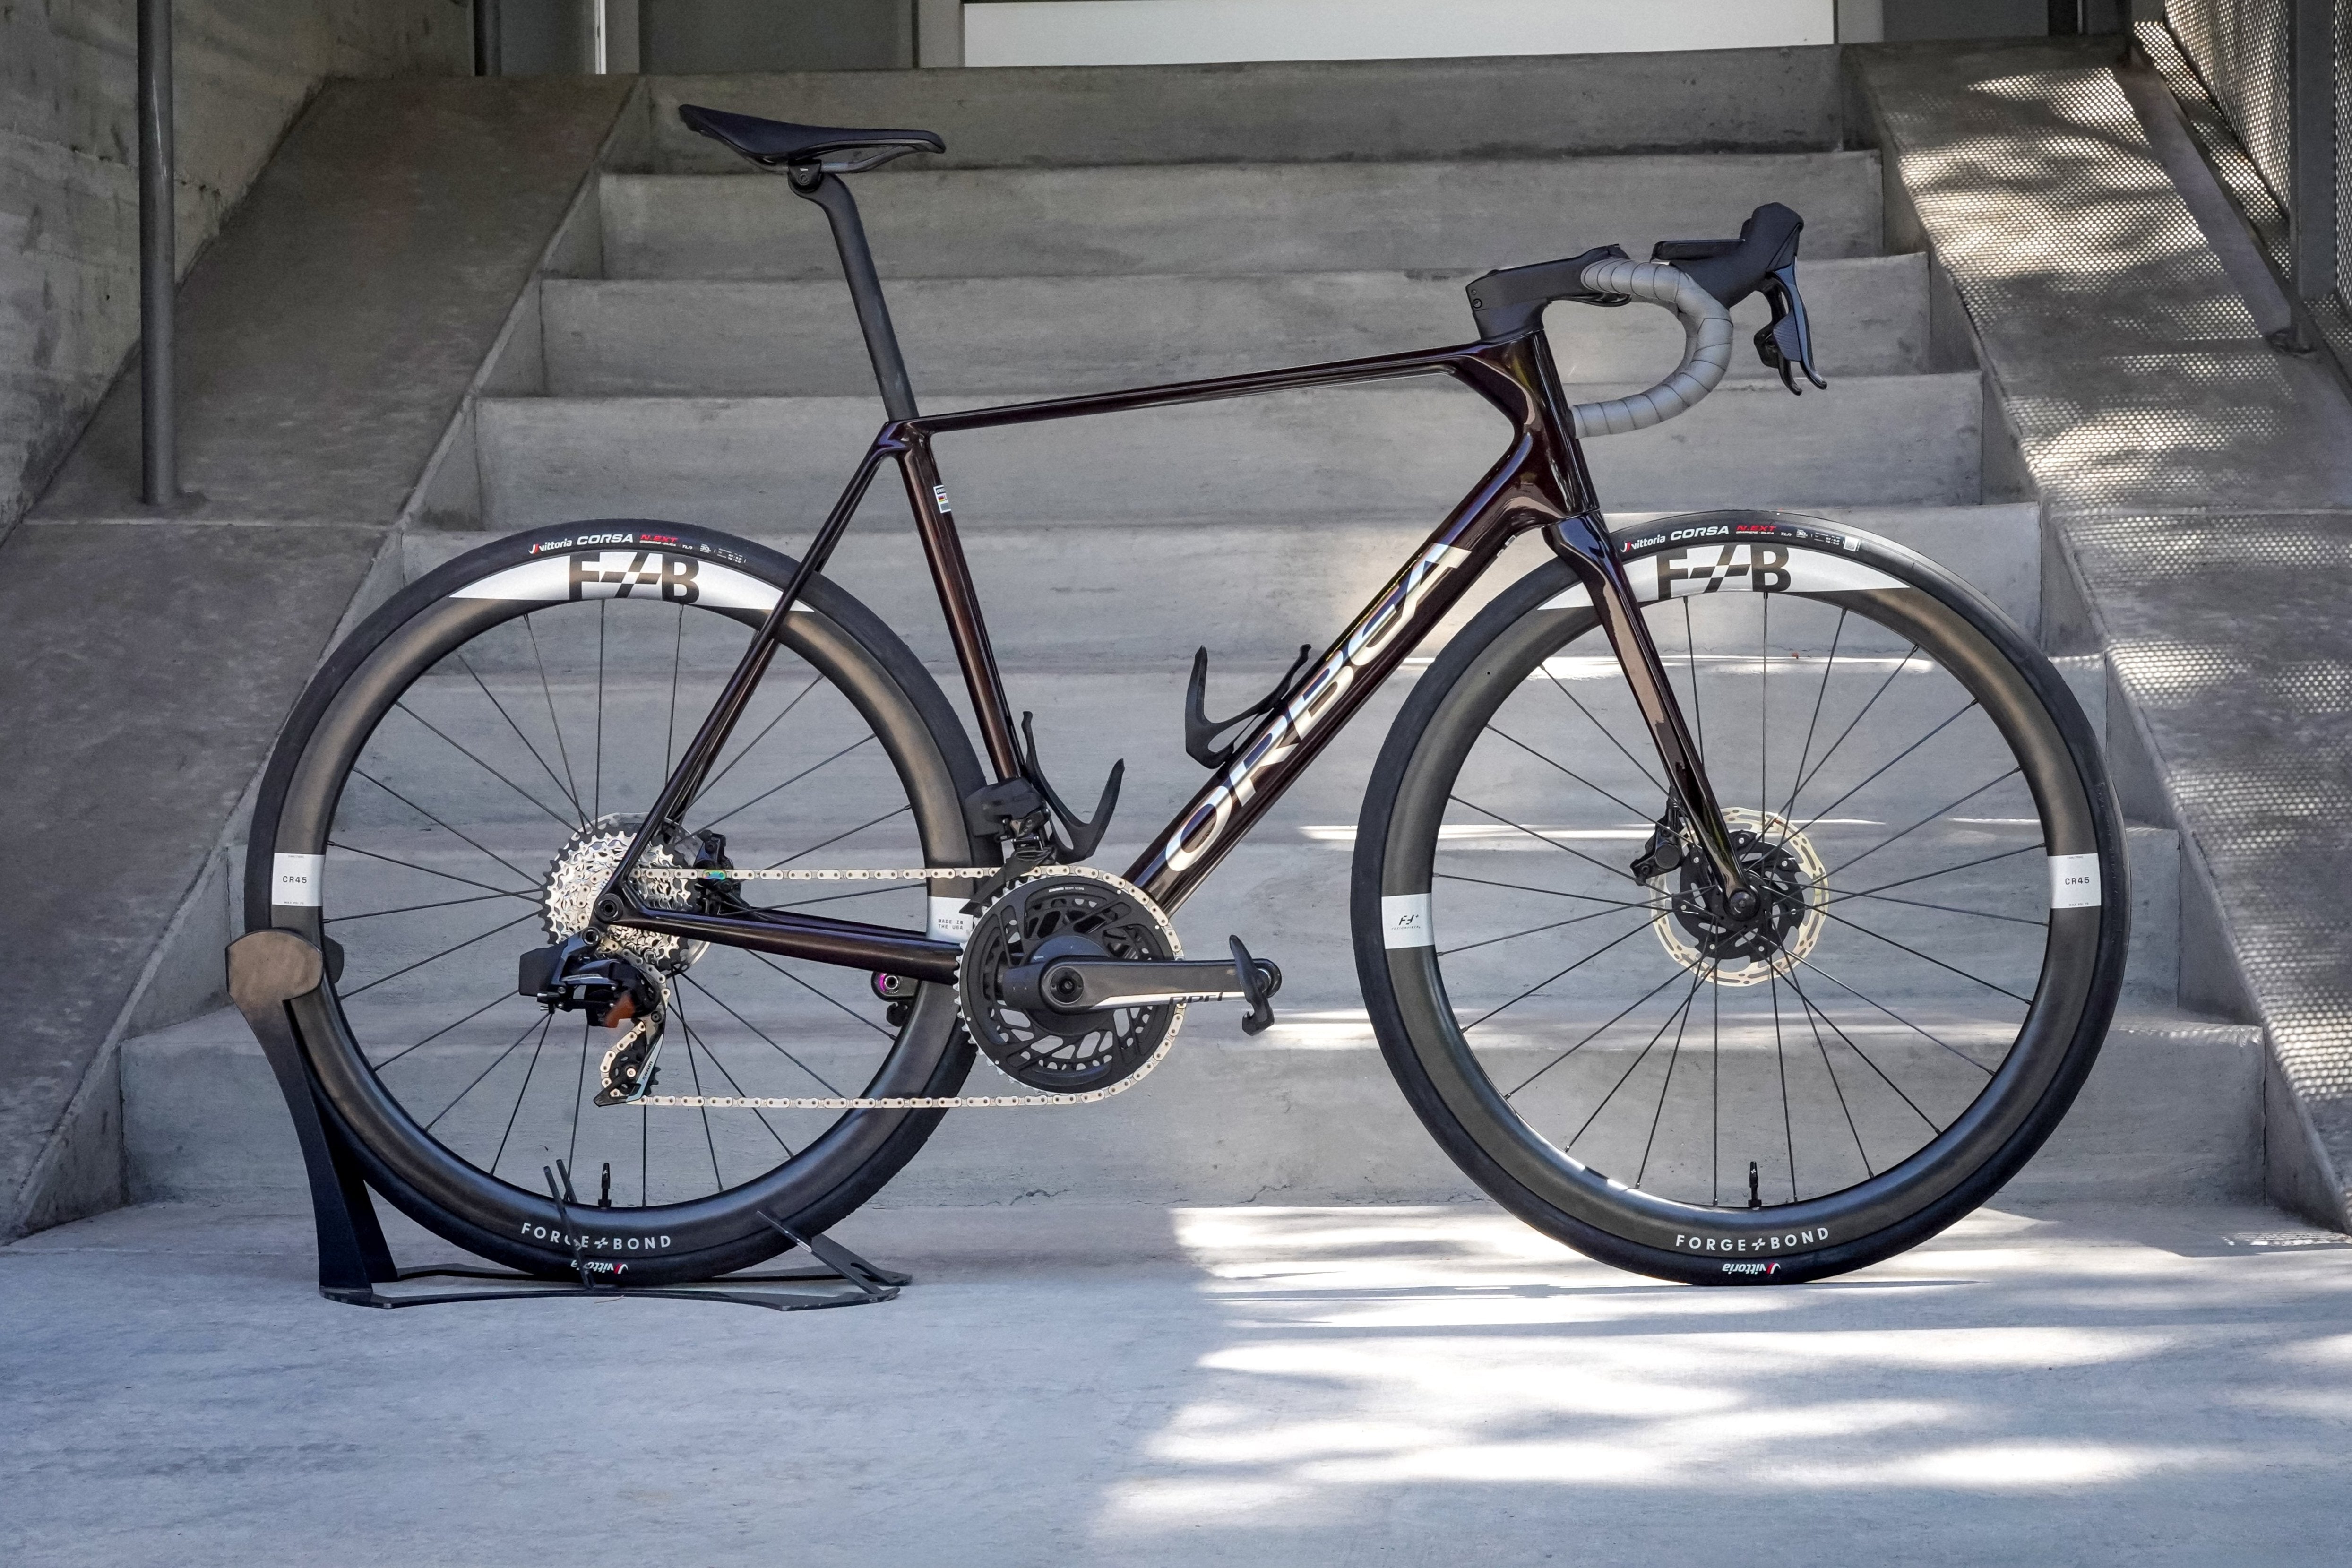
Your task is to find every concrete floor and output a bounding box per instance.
[4,1199,2348,1565]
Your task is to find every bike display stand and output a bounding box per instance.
[224,930,910,1312]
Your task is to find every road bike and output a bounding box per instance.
[246,107,2127,1286]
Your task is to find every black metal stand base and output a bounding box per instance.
[226,930,909,1315]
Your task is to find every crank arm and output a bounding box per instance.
[1003,953,1282,1012]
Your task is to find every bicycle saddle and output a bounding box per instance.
[678,104,944,172]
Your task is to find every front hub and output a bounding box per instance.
[1642,807,1825,986]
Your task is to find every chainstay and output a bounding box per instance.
[632,862,1175,1108]
[636,1031,1178,1111]
[635,865,1003,883]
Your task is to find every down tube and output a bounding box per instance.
[1129,484,1556,913]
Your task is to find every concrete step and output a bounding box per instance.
[120,1002,2257,1209]
[275,646,2181,1009]
[472,373,1982,530]
[541,255,1931,398]
[596,152,1886,281]
[407,503,2047,662]
[637,52,1848,172]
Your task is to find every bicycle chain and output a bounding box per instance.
[629,864,1185,1111]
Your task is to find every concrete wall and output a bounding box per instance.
[0,0,472,539]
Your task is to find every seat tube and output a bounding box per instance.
[789,168,919,421]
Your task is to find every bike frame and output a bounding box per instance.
[592,172,1750,988]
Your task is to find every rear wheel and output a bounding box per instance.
[246,522,990,1283]
[1353,514,2127,1284]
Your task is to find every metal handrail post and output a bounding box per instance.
[2289,0,2337,302]
[137,0,176,505]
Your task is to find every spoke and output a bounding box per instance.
[1824,768,2021,879]
[525,614,586,817]
[489,1013,561,1174]
[1447,795,1649,887]
[1758,591,1769,816]
[326,841,534,902]
[1786,698,1982,843]
[681,1012,724,1193]
[425,1011,550,1132]
[1466,913,1658,1037]
[369,990,521,1072]
[673,991,795,1156]
[1439,901,1651,959]
[1783,971,1943,1134]
[741,951,892,1043]
[1567,963,1708,1149]
[1635,963,1706,1187]
[1786,969,1871,1177]
[687,673,823,814]
[778,882,922,911]
[1829,888,2044,928]
[1789,954,1999,1076]
[1542,662,1664,794]
[762,802,912,871]
[682,971,849,1093]
[392,702,577,832]
[568,1006,593,1172]
[593,601,606,819]
[1804,901,2036,1007]
[1502,953,1695,1098]
[339,909,540,1000]
[1435,870,1659,912]
[349,769,541,887]
[1779,609,1847,822]
[326,889,533,924]
[1483,724,1655,821]
[1682,598,1705,764]
[1771,971,1796,1203]
[457,652,583,822]
[704,734,880,834]
[664,602,686,780]
[1783,638,1918,818]
[1831,841,2045,904]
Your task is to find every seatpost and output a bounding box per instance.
[789,168,919,421]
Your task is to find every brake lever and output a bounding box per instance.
[1755,264,1827,394]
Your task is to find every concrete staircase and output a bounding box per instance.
[120,57,2265,1213]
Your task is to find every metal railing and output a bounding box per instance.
[2154,0,2349,352]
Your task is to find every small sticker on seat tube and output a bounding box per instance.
[2048,854,2101,909]
[928,897,975,945]
[1382,894,1434,948]
[933,485,953,515]
[273,853,325,908]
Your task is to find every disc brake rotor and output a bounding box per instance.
[1647,807,1826,987]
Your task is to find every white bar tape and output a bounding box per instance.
[1567,259,1736,439]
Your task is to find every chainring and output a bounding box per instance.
[958,868,1183,1094]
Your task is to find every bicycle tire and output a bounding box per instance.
[246,521,990,1283]
[1353,512,2127,1284]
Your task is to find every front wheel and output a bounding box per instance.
[1354,513,2127,1284]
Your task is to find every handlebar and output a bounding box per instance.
[1463,202,1827,439]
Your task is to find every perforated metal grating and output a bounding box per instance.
[2167,0,2299,213]
[1859,40,2352,1216]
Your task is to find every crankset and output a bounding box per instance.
[961,868,1282,1093]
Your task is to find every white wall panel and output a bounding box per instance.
[965,0,1835,68]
